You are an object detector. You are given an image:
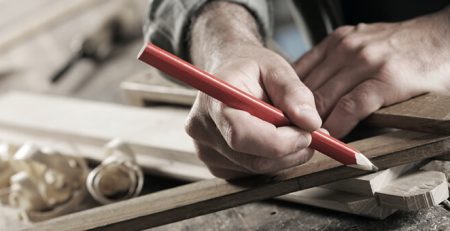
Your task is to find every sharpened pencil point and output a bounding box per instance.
[349,153,378,171]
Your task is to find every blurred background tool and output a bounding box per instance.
[50,4,141,84]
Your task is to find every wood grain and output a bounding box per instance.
[375,171,449,210]
[367,94,450,134]
[30,131,450,230]
[281,187,397,219]
[121,76,450,135]
[323,162,419,196]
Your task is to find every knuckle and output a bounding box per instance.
[346,83,377,116]
[355,22,367,31]
[196,149,208,163]
[195,145,210,163]
[336,95,359,115]
[184,113,201,139]
[297,132,312,149]
[356,45,377,65]
[332,26,354,41]
[337,35,360,53]
[378,59,395,76]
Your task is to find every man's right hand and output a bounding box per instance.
[186,2,321,179]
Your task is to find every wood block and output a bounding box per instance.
[281,188,397,219]
[367,94,450,134]
[375,171,449,211]
[323,162,419,196]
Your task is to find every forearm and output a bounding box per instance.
[190,1,264,71]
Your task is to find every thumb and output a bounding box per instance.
[261,59,322,131]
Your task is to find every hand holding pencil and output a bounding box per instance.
[138,43,378,179]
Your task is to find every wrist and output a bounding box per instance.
[190,1,263,71]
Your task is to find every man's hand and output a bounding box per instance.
[186,2,321,179]
[294,6,450,138]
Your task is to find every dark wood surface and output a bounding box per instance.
[1,1,450,230]
[367,94,450,135]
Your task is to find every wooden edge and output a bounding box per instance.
[366,94,450,134]
[29,132,450,230]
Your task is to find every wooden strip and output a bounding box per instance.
[367,94,450,134]
[30,131,450,230]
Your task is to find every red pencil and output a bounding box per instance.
[138,43,378,171]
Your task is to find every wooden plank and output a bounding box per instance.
[375,171,449,210]
[30,131,450,230]
[121,78,450,134]
[281,187,397,219]
[367,94,450,134]
[0,92,200,166]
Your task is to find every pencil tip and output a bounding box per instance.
[371,164,379,172]
[350,153,379,171]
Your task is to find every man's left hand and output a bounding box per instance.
[293,6,450,138]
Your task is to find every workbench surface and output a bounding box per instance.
[0,0,449,230]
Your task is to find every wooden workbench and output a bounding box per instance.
[0,1,449,230]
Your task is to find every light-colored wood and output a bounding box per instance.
[0,92,199,165]
[121,72,197,106]
[375,171,449,211]
[420,160,450,183]
[281,187,397,219]
[30,131,450,230]
[367,94,450,134]
[0,0,108,52]
[323,162,419,196]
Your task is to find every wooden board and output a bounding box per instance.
[366,94,450,134]
[0,92,199,165]
[120,74,450,135]
[30,131,450,230]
